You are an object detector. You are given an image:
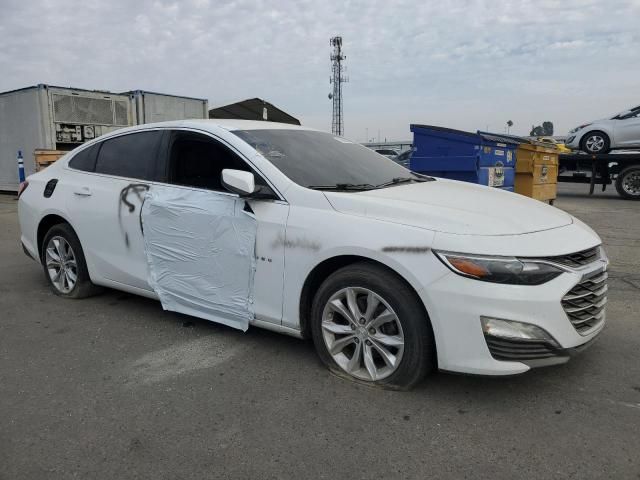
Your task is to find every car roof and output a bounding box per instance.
[71,119,335,154]
[119,119,318,133]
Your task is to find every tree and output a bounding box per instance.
[506,120,513,134]
[530,125,543,136]
[530,121,554,137]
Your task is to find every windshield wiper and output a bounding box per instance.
[309,174,434,191]
[374,175,431,188]
[377,177,414,187]
[307,183,375,191]
[410,172,435,181]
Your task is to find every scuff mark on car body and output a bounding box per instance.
[272,232,320,251]
[118,183,150,247]
[382,246,430,253]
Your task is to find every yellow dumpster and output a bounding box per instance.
[514,142,559,204]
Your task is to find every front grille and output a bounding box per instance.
[562,269,607,335]
[485,336,559,361]
[540,246,600,268]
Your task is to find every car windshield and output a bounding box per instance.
[613,106,640,119]
[233,129,426,189]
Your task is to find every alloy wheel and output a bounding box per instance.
[321,287,405,381]
[45,236,78,294]
[585,135,605,153]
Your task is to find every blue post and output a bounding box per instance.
[17,150,26,183]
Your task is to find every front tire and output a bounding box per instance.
[615,165,640,200]
[581,131,610,154]
[310,262,435,390]
[42,223,101,298]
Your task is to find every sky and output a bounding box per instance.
[1,0,639,141]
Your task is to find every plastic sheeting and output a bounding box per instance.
[141,186,257,331]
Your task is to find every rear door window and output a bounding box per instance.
[94,131,162,180]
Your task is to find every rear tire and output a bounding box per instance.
[310,262,435,390]
[581,131,610,154]
[42,223,102,298]
[615,165,640,200]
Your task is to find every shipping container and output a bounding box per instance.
[0,84,132,191]
[1,86,210,191]
[126,90,208,124]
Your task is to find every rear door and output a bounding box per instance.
[65,129,165,291]
[143,129,289,328]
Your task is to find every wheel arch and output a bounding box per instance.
[298,255,435,354]
[611,161,640,175]
[37,214,74,261]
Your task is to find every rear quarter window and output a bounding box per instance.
[68,144,100,172]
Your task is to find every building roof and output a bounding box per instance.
[209,98,301,125]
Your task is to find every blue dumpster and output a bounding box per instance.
[409,125,518,191]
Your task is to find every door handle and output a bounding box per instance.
[73,187,92,197]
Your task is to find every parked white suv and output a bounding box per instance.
[566,105,640,154]
[18,120,608,389]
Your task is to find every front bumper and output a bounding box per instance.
[420,256,608,375]
[22,241,38,262]
[483,329,600,369]
[565,134,579,149]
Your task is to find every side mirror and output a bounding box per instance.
[221,169,256,196]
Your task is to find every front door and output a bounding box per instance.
[143,129,288,329]
[614,109,640,147]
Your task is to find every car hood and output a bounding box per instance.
[323,179,573,236]
[575,117,609,130]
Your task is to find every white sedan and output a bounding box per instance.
[18,120,608,389]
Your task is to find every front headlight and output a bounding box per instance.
[434,251,564,285]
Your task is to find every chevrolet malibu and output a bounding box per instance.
[18,120,608,389]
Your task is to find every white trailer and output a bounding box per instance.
[0,84,132,191]
[1,86,210,191]
[126,90,208,125]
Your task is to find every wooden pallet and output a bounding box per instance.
[34,149,66,171]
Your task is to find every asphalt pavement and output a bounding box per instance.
[1,183,639,479]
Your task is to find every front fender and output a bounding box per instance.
[280,205,448,330]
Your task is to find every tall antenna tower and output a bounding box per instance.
[328,36,347,136]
